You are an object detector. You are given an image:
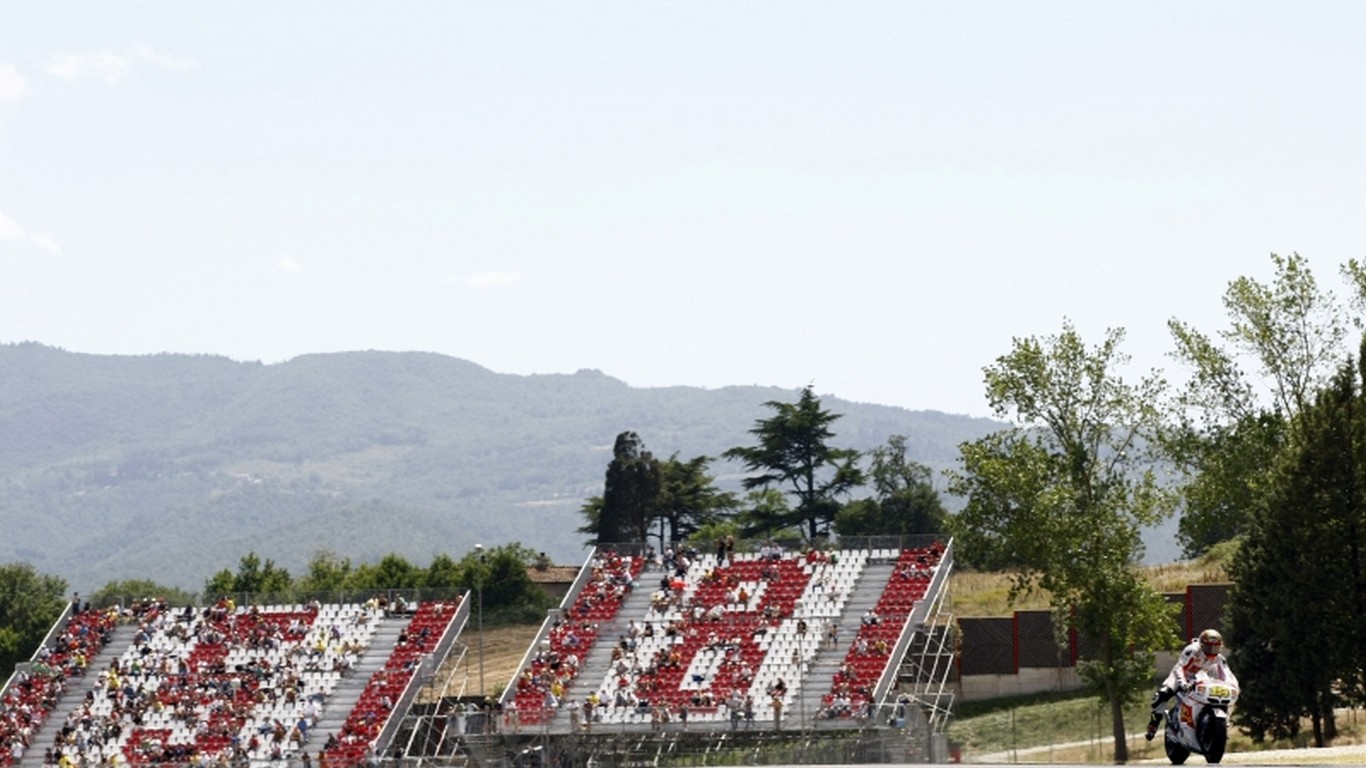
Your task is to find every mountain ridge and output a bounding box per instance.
[0,343,1066,592]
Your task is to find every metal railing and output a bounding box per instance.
[498,547,599,712]
[374,595,473,756]
[872,539,955,706]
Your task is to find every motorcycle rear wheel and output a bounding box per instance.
[1164,733,1191,765]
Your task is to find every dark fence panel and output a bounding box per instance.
[1015,610,1070,668]
[1186,583,1231,641]
[958,586,1232,674]
[958,617,1014,675]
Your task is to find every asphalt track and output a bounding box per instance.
[965,736,1366,766]
[963,749,1366,766]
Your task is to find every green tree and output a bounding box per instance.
[687,519,744,552]
[577,494,607,546]
[0,563,67,678]
[89,579,195,607]
[1167,253,1347,555]
[1228,358,1366,746]
[582,431,660,546]
[1166,410,1285,556]
[460,544,552,624]
[653,454,737,547]
[836,434,947,537]
[723,386,863,541]
[204,552,294,599]
[947,321,1176,764]
[732,488,798,541]
[423,553,462,590]
[345,553,421,590]
[295,548,354,593]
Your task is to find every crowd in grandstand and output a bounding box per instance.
[511,549,642,725]
[1,593,459,768]
[4,540,946,761]
[1,603,118,766]
[818,542,945,721]
[321,599,458,767]
[507,540,946,731]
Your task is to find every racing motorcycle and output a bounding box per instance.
[1162,670,1240,764]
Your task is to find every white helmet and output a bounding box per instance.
[1199,629,1223,658]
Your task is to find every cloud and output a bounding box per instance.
[30,233,61,255]
[0,211,22,239]
[48,44,194,85]
[131,44,194,70]
[48,51,132,85]
[0,214,59,255]
[0,64,28,103]
[461,271,521,287]
[277,257,301,273]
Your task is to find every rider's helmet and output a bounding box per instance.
[1199,629,1223,658]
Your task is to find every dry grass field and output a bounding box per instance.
[420,623,543,703]
[948,541,1236,618]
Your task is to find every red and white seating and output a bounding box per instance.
[511,550,643,725]
[820,543,944,719]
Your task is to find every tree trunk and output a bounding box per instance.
[1109,681,1129,764]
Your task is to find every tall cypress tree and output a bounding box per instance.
[594,431,660,546]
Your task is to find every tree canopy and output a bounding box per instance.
[723,386,863,541]
[654,453,738,546]
[0,562,67,678]
[588,431,661,547]
[1167,253,1356,556]
[836,434,947,537]
[204,552,293,598]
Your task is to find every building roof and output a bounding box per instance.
[525,565,579,584]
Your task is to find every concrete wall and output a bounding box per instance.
[959,668,1083,701]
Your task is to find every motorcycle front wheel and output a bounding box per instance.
[1202,717,1227,764]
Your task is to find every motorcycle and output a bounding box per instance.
[1162,670,1240,764]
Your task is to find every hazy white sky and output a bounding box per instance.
[2,3,1363,418]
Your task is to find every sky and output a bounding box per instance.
[2,3,1364,419]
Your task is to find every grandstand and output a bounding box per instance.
[1,536,953,767]
[499,538,952,736]
[1,594,468,768]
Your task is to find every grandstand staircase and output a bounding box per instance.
[17,622,139,768]
[792,560,895,730]
[543,571,660,732]
[307,613,405,750]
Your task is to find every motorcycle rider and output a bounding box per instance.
[1146,629,1232,740]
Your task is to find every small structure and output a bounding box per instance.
[525,563,579,603]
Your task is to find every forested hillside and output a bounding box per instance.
[0,343,1007,592]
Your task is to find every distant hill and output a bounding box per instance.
[0,343,1176,593]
